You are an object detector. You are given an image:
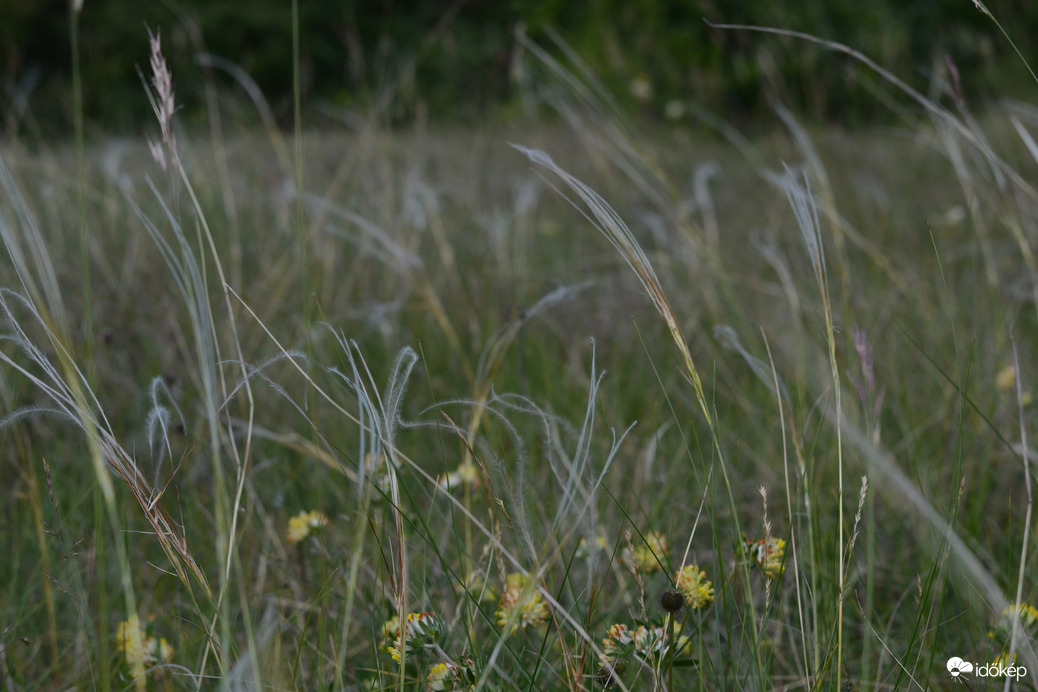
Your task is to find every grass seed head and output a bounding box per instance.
[144,29,177,173]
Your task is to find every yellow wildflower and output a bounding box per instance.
[496,572,549,633]
[381,615,401,641]
[600,624,633,662]
[116,615,149,682]
[600,622,689,664]
[638,622,689,660]
[427,662,453,690]
[116,615,173,686]
[149,636,174,665]
[746,537,786,579]
[575,533,609,559]
[996,365,1033,405]
[993,651,1018,668]
[1004,603,1038,629]
[383,612,442,661]
[997,365,1017,392]
[622,531,668,573]
[286,510,328,546]
[674,565,715,609]
[426,657,477,691]
[990,603,1038,639]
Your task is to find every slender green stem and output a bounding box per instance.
[292,0,310,337]
[666,612,675,691]
[69,0,94,385]
[973,1,1038,86]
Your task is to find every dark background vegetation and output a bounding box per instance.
[1,0,1035,138]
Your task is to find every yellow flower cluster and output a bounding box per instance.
[674,565,715,609]
[600,623,633,661]
[993,651,1018,668]
[286,510,328,546]
[995,603,1038,631]
[997,365,1017,392]
[746,537,786,579]
[427,662,453,690]
[116,615,173,685]
[426,657,477,691]
[496,572,549,633]
[599,622,690,664]
[997,364,1034,405]
[621,531,668,573]
[575,533,610,559]
[989,602,1038,647]
[382,612,442,662]
[986,603,1038,667]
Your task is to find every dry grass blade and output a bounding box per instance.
[511,144,708,420]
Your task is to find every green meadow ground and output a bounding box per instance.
[4,44,1038,691]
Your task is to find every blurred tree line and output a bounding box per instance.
[1,0,1033,138]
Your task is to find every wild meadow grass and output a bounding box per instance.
[4,27,1038,692]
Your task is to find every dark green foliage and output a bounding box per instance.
[2,0,1035,135]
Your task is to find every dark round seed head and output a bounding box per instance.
[660,588,685,613]
[596,658,627,688]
